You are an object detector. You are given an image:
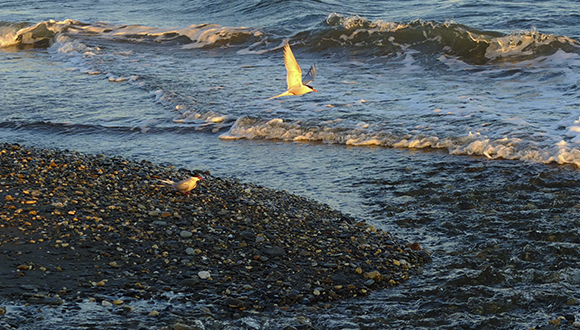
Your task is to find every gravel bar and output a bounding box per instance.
[0,143,431,324]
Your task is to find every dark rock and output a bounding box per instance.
[286,289,301,301]
[239,231,257,241]
[183,278,200,287]
[265,232,278,240]
[418,250,433,263]
[27,296,63,305]
[296,325,317,330]
[261,246,286,257]
[473,266,505,285]
[332,273,349,285]
[224,297,244,309]
[20,285,39,291]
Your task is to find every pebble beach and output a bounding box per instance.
[0,143,430,329]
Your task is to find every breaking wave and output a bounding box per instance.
[0,19,263,49]
[2,15,579,65]
[319,13,580,64]
[220,117,580,167]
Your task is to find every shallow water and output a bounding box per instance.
[2,0,580,328]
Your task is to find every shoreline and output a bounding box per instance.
[0,143,430,328]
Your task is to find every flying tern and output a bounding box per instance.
[268,41,317,99]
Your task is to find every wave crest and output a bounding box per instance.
[320,13,580,64]
[0,20,83,48]
[220,117,580,167]
[1,19,263,49]
[4,16,578,65]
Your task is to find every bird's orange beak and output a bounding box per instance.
[312,89,318,92]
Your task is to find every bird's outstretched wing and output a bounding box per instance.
[283,41,303,89]
[302,64,316,85]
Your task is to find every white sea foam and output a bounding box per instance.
[208,115,227,123]
[180,24,259,49]
[219,115,580,167]
[7,19,262,52]
[483,31,579,61]
[326,13,408,32]
[67,21,260,49]
[0,26,18,47]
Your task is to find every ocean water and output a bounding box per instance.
[2,0,580,328]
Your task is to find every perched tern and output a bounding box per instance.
[268,41,317,99]
[158,176,202,195]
